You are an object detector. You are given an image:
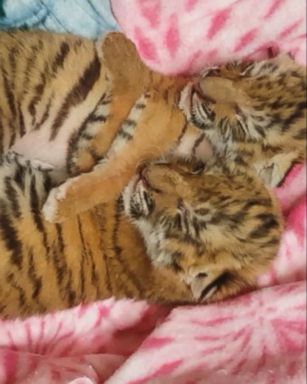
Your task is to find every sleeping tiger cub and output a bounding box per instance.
[0,154,282,318]
[180,53,306,187]
[0,29,211,223]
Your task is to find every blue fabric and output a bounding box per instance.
[0,0,118,38]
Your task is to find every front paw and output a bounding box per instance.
[68,149,98,176]
[42,179,77,223]
[6,151,55,171]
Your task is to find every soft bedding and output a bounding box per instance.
[0,1,306,383]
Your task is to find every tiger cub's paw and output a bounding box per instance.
[6,151,54,171]
[68,150,97,176]
[42,179,78,223]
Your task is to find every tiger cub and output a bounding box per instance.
[0,30,210,223]
[180,54,306,187]
[0,155,282,318]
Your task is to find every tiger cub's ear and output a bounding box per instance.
[271,52,301,69]
[96,32,150,92]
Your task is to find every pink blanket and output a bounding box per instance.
[0,2,306,383]
[112,0,306,73]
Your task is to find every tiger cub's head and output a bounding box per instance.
[180,54,306,157]
[123,159,283,303]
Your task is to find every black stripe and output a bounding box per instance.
[13,162,26,191]
[164,231,202,248]
[43,172,53,193]
[0,202,23,268]
[200,272,232,301]
[77,217,87,296]
[28,64,48,124]
[27,248,43,300]
[8,46,17,83]
[18,105,26,136]
[134,102,146,110]
[72,92,107,139]
[51,41,70,74]
[231,210,248,225]
[21,42,43,93]
[91,207,111,293]
[282,101,306,131]
[8,129,16,148]
[88,243,99,289]
[53,224,77,306]
[66,131,80,174]
[243,198,272,210]
[293,128,306,140]
[50,53,101,139]
[51,245,65,285]
[176,121,188,145]
[30,176,43,218]
[254,123,265,138]
[54,224,77,306]
[80,132,93,141]
[91,115,107,123]
[0,117,4,154]
[100,97,112,106]
[9,47,25,138]
[6,272,26,307]
[112,198,143,294]
[123,119,137,128]
[4,176,21,218]
[1,64,16,117]
[260,236,280,247]
[66,270,77,307]
[34,96,52,131]
[192,133,206,156]
[55,224,65,253]
[66,93,108,173]
[250,214,280,239]
[119,131,133,140]
[29,176,50,253]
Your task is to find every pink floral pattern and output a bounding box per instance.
[108,282,306,384]
[0,2,306,382]
[112,0,306,74]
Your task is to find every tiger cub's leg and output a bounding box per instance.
[43,91,187,223]
[67,92,139,176]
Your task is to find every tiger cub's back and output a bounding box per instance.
[0,30,112,165]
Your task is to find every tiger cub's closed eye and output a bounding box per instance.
[191,161,205,175]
